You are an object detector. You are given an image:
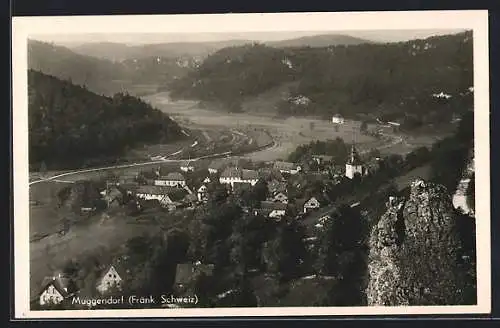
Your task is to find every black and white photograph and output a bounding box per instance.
[12,11,490,318]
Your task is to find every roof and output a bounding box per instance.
[260,201,288,211]
[138,198,162,209]
[175,263,215,285]
[241,169,259,180]
[220,167,242,179]
[39,276,71,298]
[347,145,363,165]
[312,154,334,161]
[305,196,321,206]
[180,160,195,167]
[103,187,123,202]
[136,185,175,195]
[273,161,297,170]
[96,264,125,282]
[159,172,185,181]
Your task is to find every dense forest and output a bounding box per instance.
[28,69,183,170]
[168,31,473,127]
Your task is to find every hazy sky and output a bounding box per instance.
[32,29,467,46]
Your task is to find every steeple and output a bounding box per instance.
[348,130,362,165]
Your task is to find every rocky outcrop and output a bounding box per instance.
[367,178,475,306]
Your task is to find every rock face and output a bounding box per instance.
[367,179,476,306]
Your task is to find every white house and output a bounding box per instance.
[38,275,70,306]
[332,114,345,124]
[345,145,366,179]
[203,176,211,184]
[219,167,259,187]
[96,265,123,295]
[180,161,195,173]
[272,192,289,204]
[155,172,186,187]
[273,161,301,175]
[197,185,208,203]
[303,197,321,213]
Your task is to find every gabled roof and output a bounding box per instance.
[241,169,259,180]
[305,196,321,206]
[39,275,71,298]
[273,161,297,170]
[159,172,186,181]
[220,167,242,179]
[260,201,287,211]
[180,160,195,167]
[166,188,189,202]
[136,185,174,195]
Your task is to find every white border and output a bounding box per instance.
[12,10,490,319]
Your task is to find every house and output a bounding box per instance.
[256,201,287,219]
[272,192,289,204]
[332,114,345,124]
[345,144,366,179]
[155,172,186,187]
[219,167,259,187]
[38,274,72,306]
[197,185,208,203]
[208,158,244,174]
[203,176,212,184]
[174,262,215,290]
[96,265,123,295]
[273,161,302,175]
[180,160,195,173]
[303,197,321,213]
[135,185,177,206]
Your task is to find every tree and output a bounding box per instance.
[261,219,308,282]
[360,121,368,133]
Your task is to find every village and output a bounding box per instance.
[33,132,390,308]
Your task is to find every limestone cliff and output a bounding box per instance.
[367,179,476,306]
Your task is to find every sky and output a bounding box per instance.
[32,29,467,46]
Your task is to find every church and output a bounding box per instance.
[345,144,366,179]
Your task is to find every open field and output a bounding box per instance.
[29,205,195,299]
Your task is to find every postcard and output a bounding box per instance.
[12,10,490,319]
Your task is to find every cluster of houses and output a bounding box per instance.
[89,142,374,221]
[36,259,216,309]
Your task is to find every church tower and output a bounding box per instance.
[345,132,365,179]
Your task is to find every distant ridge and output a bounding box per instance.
[63,34,374,61]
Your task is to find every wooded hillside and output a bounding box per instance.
[168,31,473,127]
[28,70,183,170]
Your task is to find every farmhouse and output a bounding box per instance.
[96,265,123,295]
[180,160,195,173]
[256,201,287,219]
[331,114,345,124]
[155,172,186,187]
[273,161,302,175]
[345,144,366,179]
[271,192,289,204]
[38,274,72,307]
[197,185,208,203]
[135,185,181,206]
[219,167,259,187]
[303,197,321,213]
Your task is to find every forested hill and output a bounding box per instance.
[28,40,196,96]
[168,31,473,128]
[28,70,183,170]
